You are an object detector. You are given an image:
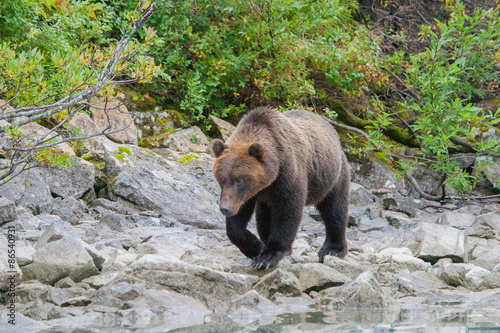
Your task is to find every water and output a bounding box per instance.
[3,307,500,332]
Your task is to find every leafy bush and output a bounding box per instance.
[0,0,163,108]
[355,0,500,195]
[146,0,383,119]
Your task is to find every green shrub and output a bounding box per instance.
[145,0,383,119]
[355,0,500,194]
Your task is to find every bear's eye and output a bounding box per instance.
[234,178,243,187]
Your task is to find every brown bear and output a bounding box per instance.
[211,107,350,269]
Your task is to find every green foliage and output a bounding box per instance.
[0,0,164,107]
[360,1,500,194]
[148,0,383,119]
[190,131,199,143]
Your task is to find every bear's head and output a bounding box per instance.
[212,139,278,216]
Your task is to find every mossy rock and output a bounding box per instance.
[117,87,157,111]
[138,130,179,149]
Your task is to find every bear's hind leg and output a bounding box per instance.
[226,198,264,259]
[316,178,349,261]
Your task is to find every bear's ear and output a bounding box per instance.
[248,143,264,162]
[211,139,228,158]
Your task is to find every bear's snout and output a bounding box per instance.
[219,204,232,216]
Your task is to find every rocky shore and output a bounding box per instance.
[1,109,500,332]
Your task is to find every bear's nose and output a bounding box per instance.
[219,204,231,216]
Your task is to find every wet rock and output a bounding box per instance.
[163,126,210,153]
[39,158,95,199]
[438,262,478,288]
[209,115,236,141]
[435,211,475,229]
[321,271,400,310]
[477,272,500,291]
[123,289,211,330]
[0,196,16,223]
[295,263,350,293]
[393,270,449,297]
[126,254,255,312]
[350,183,376,206]
[254,269,303,300]
[22,222,99,284]
[0,234,23,291]
[227,290,284,326]
[383,222,466,263]
[90,97,138,145]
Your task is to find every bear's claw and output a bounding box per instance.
[318,241,347,262]
[251,250,285,270]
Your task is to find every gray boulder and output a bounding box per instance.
[22,222,99,284]
[435,211,475,229]
[471,244,500,271]
[163,126,210,153]
[376,247,430,272]
[321,271,400,310]
[39,158,95,199]
[0,196,16,224]
[0,162,52,211]
[83,137,223,229]
[350,183,376,206]
[113,166,221,229]
[90,98,138,145]
[209,115,236,141]
[383,222,466,263]
[295,263,350,293]
[438,262,491,290]
[125,254,256,312]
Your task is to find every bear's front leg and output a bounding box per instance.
[252,199,303,269]
[225,198,264,259]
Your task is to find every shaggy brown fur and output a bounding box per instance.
[212,107,350,269]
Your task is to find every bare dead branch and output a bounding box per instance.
[0,2,155,185]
